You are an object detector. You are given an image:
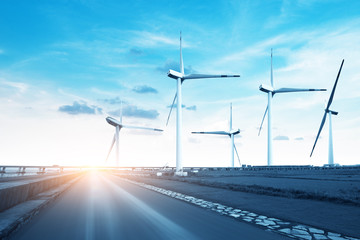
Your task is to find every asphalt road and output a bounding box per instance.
[11,171,288,240]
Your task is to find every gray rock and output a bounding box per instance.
[256,222,270,226]
[277,221,290,225]
[243,218,253,222]
[263,220,276,226]
[309,228,324,234]
[328,232,341,237]
[279,228,291,234]
[291,229,310,236]
[294,225,309,231]
[313,233,328,239]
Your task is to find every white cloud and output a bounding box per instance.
[131,31,191,48]
[0,80,28,94]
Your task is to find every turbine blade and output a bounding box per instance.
[310,112,327,157]
[183,74,240,80]
[120,101,123,124]
[229,103,233,131]
[166,92,177,126]
[105,134,116,163]
[274,88,326,93]
[191,131,230,135]
[234,143,241,166]
[180,32,184,75]
[326,59,344,110]
[122,125,163,131]
[270,48,274,88]
[258,105,268,136]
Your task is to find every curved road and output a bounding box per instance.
[12,172,288,239]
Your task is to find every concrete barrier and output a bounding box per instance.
[0,173,82,212]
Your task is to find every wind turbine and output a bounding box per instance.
[105,103,163,166]
[258,49,326,166]
[166,32,240,175]
[310,59,344,165]
[192,103,241,167]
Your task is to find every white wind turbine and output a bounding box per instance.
[310,59,344,165]
[192,103,241,167]
[166,32,240,174]
[258,49,326,166]
[105,103,163,166]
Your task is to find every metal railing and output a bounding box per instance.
[1,164,359,177]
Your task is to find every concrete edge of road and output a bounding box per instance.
[0,172,83,212]
[0,175,83,239]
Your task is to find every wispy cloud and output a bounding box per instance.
[156,60,196,74]
[108,64,143,68]
[263,0,298,29]
[273,135,289,141]
[129,48,143,55]
[0,80,28,93]
[167,104,197,111]
[132,31,180,48]
[132,85,158,94]
[58,101,102,115]
[99,97,123,105]
[110,104,159,119]
[186,105,197,111]
[294,137,304,141]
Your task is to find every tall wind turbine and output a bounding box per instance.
[166,32,240,174]
[310,59,344,165]
[258,49,326,166]
[192,103,241,167]
[105,105,163,166]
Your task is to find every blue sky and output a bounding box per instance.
[1,0,359,167]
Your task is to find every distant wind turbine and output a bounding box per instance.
[192,103,241,167]
[106,103,163,166]
[310,59,344,165]
[166,32,240,175]
[258,49,326,166]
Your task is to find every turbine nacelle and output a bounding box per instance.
[326,109,339,115]
[167,69,184,80]
[106,117,123,128]
[259,84,274,93]
[230,129,240,135]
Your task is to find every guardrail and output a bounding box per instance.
[0,166,86,177]
[1,164,359,177]
[123,165,360,172]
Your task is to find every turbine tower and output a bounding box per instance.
[310,59,344,165]
[258,49,326,166]
[105,106,163,166]
[192,103,241,167]
[166,32,240,175]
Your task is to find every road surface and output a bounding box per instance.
[12,171,288,239]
